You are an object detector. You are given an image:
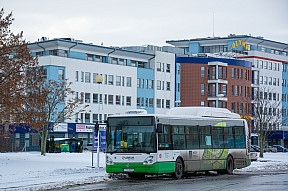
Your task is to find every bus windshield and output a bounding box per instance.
[107,116,156,153]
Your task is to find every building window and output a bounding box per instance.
[149,98,154,107]
[201,101,205,107]
[166,82,171,91]
[108,95,113,105]
[81,72,84,82]
[126,96,131,106]
[156,99,161,108]
[85,113,90,123]
[166,64,171,73]
[93,114,98,123]
[119,58,126,65]
[146,79,149,89]
[141,79,144,89]
[157,62,161,71]
[201,66,205,77]
[93,93,98,103]
[223,85,227,96]
[231,103,235,113]
[58,69,64,80]
[108,75,114,85]
[130,60,136,67]
[201,84,205,95]
[138,61,145,68]
[235,85,238,96]
[219,67,223,79]
[166,100,170,109]
[116,76,121,86]
[141,97,144,107]
[232,68,235,79]
[85,72,91,83]
[87,54,93,61]
[122,76,125,86]
[157,80,161,90]
[145,98,148,107]
[127,77,132,87]
[85,93,91,103]
[149,80,154,89]
[110,57,117,64]
[75,71,79,82]
[137,97,140,106]
[232,85,234,96]
[116,95,121,105]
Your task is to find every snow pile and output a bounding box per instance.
[0,151,108,191]
[1,152,288,190]
[236,152,288,173]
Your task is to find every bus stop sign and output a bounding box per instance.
[93,130,106,150]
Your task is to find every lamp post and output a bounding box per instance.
[95,75,103,168]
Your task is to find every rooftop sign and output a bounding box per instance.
[232,40,248,50]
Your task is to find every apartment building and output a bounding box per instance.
[167,35,288,146]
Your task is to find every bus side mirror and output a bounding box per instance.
[156,123,163,133]
[94,122,99,132]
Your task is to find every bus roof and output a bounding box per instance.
[109,107,241,120]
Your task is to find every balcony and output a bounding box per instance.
[208,76,228,84]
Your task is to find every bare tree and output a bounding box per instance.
[25,79,87,155]
[0,8,40,138]
[252,87,282,157]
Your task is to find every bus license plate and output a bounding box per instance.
[123,169,134,172]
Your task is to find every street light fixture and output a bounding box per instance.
[95,75,103,168]
[91,75,103,168]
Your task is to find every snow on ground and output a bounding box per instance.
[1,151,288,191]
[0,151,108,191]
[236,152,288,173]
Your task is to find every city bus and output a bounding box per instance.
[106,107,251,179]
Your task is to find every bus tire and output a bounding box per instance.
[174,158,184,179]
[225,156,234,175]
[128,173,145,179]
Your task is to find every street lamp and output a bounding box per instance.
[95,75,103,168]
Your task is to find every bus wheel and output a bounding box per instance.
[226,156,234,174]
[174,158,184,179]
[128,173,145,179]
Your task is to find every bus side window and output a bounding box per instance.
[199,126,212,149]
[186,126,199,149]
[172,126,185,150]
[234,126,245,148]
[223,127,234,149]
[158,125,172,150]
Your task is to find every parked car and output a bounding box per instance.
[83,143,95,151]
[272,145,288,152]
[251,145,266,152]
[250,147,258,161]
[265,146,277,152]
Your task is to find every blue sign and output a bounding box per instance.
[93,130,106,150]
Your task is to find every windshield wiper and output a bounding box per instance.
[110,148,122,155]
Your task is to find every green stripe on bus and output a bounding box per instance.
[106,162,175,174]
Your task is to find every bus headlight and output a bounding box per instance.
[106,156,114,165]
[143,156,155,165]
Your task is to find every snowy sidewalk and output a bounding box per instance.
[1,152,288,190]
[0,152,108,190]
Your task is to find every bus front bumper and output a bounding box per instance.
[106,162,175,174]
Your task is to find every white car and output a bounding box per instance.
[83,143,94,151]
[250,147,258,161]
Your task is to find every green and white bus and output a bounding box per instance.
[106,107,251,178]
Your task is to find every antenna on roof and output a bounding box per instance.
[213,12,215,37]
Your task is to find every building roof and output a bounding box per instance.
[167,35,288,50]
[28,38,155,60]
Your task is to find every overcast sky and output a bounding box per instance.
[2,0,288,47]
